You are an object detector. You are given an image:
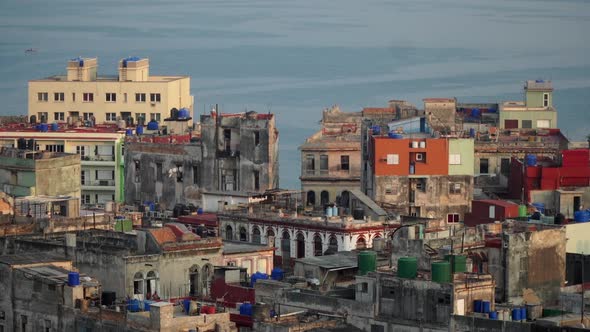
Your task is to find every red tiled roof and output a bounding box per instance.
[149,227,178,245]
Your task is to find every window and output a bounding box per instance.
[106,93,117,102]
[106,113,116,121]
[150,113,161,122]
[44,319,52,332]
[489,205,496,219]
[21,315,27,332]
[447,214,460,223]
[134,160,141,183]
[150,93,161,103]
[54,112,65,121]
[360,282,368,293]
[254,131,260,146]
[37,112,48,122]
[146,271,159,298]
[416,179,426,192]
[136,113,146,123]
[386,154,399,165]
[305,154,315,174]
[176,164,183,182]
[54,92,65,102]
[96,170,114,180]
[504,119,518,129]
[320,155,328,173]
[500,158,510,175]
[124,93,128,103]
[543,93,549,107]
[38,92,48,102]
[156,163,163,182]
[415,153,425,162]
[83,93,94,102]
[221,169,236,191]
[133,272,144,295]
[449,183,462,194]
[536,119,550,128]
[479,158,489,174]
[83,112,94,121]
[192,165,199,185]
[254,170,260,190]
[47,284,56,291]
[82,195,90,204]
[46,144,64,152]
[135,93,146,102]
[72,92,76,102]
[76,145,87,157]
[341,155,350,171]
[449,154,461,165]
[521,120,532,129]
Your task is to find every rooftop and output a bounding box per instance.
[525,80,553,91]
[0,253,70,266]
[17,264,96,286]
[0,122,127,137]
[294,251,359,269]
[222,241,273,255]
[0,147,74,159]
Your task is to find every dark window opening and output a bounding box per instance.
[156,163,163,182]
[500,158,510,176]
[176,164,183,182]
[479,158,489,174]
[223,129,231,152]
[341,155,350,171]
[193,166,200,185]
[134,160,141,183]
[253,170,260,191]
[254,131,260,146]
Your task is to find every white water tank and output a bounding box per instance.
[419,141,426,148]
[411,141,419,148]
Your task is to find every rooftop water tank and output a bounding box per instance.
[482,300,491,313]
[373,237,385,252]
[574,210,590,222]
[239,302,253,316]
[125,129,133,136]
[326,207,333,217]
[68,271,80,286]
[178,108,190,119]
[352,207,364,220]
[471,108,481,118]
[489,311,498,320]
[532,202,545,214]
[358,251,377,276]
[371,125,381,135]
[431,261,452,283]
[30,115,37,124]
[250,272,268,287]
[469,128,476,138]
[397,257,418,279]
[118,119,126,129]
[474,300,483,313]
[127,299,140,312]
[147,120,159,130]
[525,154,537,167]
[388,132,403,139]
[37,123,48,132]
[518,205,527,217]
[271,268,284,281]
[136,125,144,135]
[51,122,59,131]
[170,108,179,119]
[512,308,521,321]
[445,254,467,273]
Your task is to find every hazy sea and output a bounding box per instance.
[1,0,589,188]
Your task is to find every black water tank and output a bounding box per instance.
[352,207,364,220]
[555,213,565,225]
[40,114,47,123]
[170,108,179,119]
[17,138,26,149]
[101,291,116,306]
[30,115,37,124]
[26,139,35,150]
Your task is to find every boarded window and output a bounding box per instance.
[504,119,518,129]
[386,154,399,165]
[449,154,461,165]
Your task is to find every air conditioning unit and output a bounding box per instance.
[416,153,424,161]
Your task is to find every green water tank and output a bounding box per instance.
[358,251,377,276]
[431,261,452,283]
[518,205,527,217]
[444,254,467,273]
[397,257,418,279]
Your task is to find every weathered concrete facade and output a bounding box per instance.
[125,111,279,208]
[0,147,81,198]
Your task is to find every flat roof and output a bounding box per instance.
[30,74,188,83]
[0,253,70,266]
[223,241,273,254]
[294,251,358,269]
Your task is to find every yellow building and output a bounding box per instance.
[0,127,125,206]
[28,57,193,125]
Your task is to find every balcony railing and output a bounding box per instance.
[82,180,115,187]
[82,155,115,162]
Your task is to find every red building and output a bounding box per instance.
[464,200,520,226]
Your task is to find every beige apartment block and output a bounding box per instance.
[28,57,193,126]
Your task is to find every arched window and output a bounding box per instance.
[356,236,367,250]
[307,191,316,206]
[281,230,291,261]
[252,226,261,244]
[146,271,159,298]
[296,232,305,258]
[313,234,323,256]
[327,235,338,254]
[320,191,330,206]
[267,229,275,247]
[225,225,233,241]
[201,264,213,297]
[340,190,351,209]
[189,265,200,296]
[239,226,247,242]
[133,272,144,295]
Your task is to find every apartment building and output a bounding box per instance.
[28,57,193,125]
[0,125,125,206]
[499,80,557,130]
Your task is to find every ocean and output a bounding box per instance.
[1,0,589,188]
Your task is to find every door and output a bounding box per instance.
[504,119,518,129]
[456,298,465,315]
[574,196,581,212]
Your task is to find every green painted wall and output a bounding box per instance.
[526,90,552,108]
[115,139,125,202]
[500,110,558,129]
[449,139,474,176]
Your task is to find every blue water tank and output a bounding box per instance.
[520,307,527,321]
[474,300,482,313]
[178,108,190,119]
[51,122,59,131]
[525,154,537,167]
[482,301,491,313]
[239,302,253,316]
[469,128,476,138]
[532,203,545,214]
[371,125,381,135]
[271,268,284,281]
[136,125,144,135]
[125,129,133,136]
[489,311,498,320]
[250,272,268,287]
[127,299,140,312]
[147,120,159,130]
[512,308,521,321]
[182,299,191,313]
[68,271,80,286]
[144,300,153,311]
[197,208,203,215]
[471,108,481,118]
[388,132,403,139]
[332,206,338,216]
[38,123,48,132]
[79,59,84,67]
[574,210,590,222]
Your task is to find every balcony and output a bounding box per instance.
[82,179,116,191]
[81,155,116,166]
